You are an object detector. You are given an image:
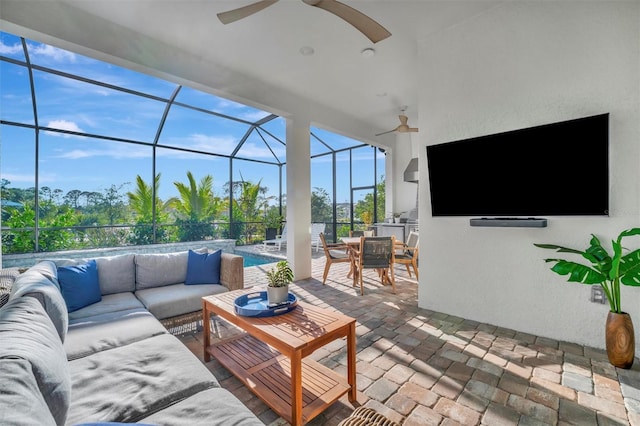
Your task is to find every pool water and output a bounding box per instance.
[241,254,280,267]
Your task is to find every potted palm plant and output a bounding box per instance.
[264,210,284,241]
[266,260,294,306]
[534,228,640,368]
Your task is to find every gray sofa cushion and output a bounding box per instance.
[65,308,168,360]
[0,297,71,425]
[0,358,57,426]
[49,254,136,295]
[135,250,189,290]
[139,387,264,426]
[134,249,207,290]
[135,283,227,320]
[10,269,68,342]
[66,333,220,424]
[30,261,60,286]
[68,292,145,321]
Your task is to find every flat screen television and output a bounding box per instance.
[426,113,609,217]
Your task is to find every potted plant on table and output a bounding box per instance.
[534,228,640,369]
[266,260,294,306]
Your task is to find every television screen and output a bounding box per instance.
[426,113,609,217]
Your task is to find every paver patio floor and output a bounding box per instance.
[178,247,640,425]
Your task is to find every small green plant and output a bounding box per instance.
[534,228,640,314]
[264,209,284,230]
[266,260,294,288]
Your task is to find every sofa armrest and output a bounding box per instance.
[220,252,244,291]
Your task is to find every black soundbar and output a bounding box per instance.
[469,218,548,228]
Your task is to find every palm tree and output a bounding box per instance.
[127,174,170,244]
[230,176,270,243]
[169,172,224,241]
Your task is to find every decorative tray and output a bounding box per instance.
[234,291,298,317]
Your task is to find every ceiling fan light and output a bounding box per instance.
[361,48,375,58]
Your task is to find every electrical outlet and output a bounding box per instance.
[590,286,607,304]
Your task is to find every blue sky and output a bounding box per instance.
[0,31,383,205]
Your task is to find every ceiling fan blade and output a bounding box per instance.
[217,0,279,24]
[305,0,391,43]
[408,128,419,133]
[375,128,397,137]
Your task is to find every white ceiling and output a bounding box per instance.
[0,0,503,144]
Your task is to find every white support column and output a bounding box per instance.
[285,116,312,279]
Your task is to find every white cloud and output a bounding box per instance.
[239,110,271,122]
[0,41,22,55]
[46,119,84,133]
[214,99,270,122]
[238,142,283,159]
[44,120,86,138]
[54,145,151,160]
[28,43,76,62]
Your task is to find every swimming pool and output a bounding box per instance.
[240,253,280,267]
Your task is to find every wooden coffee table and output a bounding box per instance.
[203,289,357,426]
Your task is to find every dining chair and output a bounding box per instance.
[353,235,396,295]
[319,232,352,284]
[394,231,419,279]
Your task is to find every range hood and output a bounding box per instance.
[403,158,419,183]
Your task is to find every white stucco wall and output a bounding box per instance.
[416,1,640,355]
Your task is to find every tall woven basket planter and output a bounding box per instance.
[606,312,635,369]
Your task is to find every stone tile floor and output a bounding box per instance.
[178,246,640,425]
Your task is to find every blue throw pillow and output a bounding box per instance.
[185,249,221,285]
[57,260,101,312]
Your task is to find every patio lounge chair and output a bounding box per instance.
[262,223,287,250]
[310,223,326,252]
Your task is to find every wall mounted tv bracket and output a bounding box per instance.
[469,218,548,228]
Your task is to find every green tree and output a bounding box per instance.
[311,187,332,223]
[63,189,83,209]
[231,178,267,244]
[169,172,223,241]
[127,174,170,245]
[354,177,385,225]
[100,183,130,225]
[3,203,78,253]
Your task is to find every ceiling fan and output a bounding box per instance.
[375,107,419,136]
[217,0,391,44]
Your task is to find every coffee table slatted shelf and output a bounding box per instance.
[208,334,350,424]
[203,289,357,426]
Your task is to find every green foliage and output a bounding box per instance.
[169,172,222,221]
[126,174,170,245]
[264,208,283,230]
[354,177,385,225]
[169,172,223,242]
[311,187,332,222]
[266,260,294,288]
[232,177,266,243]
[534,228,640,314]
[3,203,78,253]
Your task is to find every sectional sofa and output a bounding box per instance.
[0,249,264,425]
